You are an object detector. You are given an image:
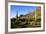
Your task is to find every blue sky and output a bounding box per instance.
[10,5,37,18]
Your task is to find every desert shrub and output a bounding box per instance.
[11,16,41,28]
[11,21,15,28]
[15,21,21,25]
[20,19,25,22]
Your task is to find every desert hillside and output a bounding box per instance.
[20,7,41,19]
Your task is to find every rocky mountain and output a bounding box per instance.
[19,7,41,19]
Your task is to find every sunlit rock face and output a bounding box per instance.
[19,6,41,19]
[35,6,41,16]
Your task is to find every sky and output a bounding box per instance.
[10,5,38,18]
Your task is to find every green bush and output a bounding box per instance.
[11,16,41,28]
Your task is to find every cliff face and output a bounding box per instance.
[20,6,41,19]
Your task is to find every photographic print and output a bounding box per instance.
[8,2,44,32]
[11,5,41,28]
